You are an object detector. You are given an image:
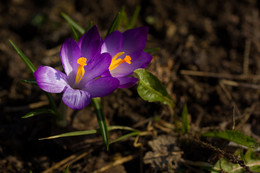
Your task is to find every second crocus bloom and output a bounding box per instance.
[101,27,152,88]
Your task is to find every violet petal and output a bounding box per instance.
[62,87,91,110]
[111,51,152,77]
[122,27,148,54]
[116,76,139,88]
[80,25,101,61]
[85,77,119,97]
[34,66,68,93]
[101,31,123,57]
[79,53,112,85]
[60,38,81,76]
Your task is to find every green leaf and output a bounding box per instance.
[202,130,258,149]
[181,104,190,134]
[127,5,141,29]
[108,125,137,132]
[9,40,57,111]
[120,6,129,27]
[211,149,260,173]
[144,47,160,53]
[92,97,109,150]
[21,79,37,85]
[85,21,94,32]
[22,109,55,118]
[106,12,122,37]
[61,12,85,35]
[39,129,98,140]
[69,23,79,41]
[9,40,37,73]
[64,165,70,173]
[110,131,140,144]
[244,150,260,172]
[40,125,137,140]
[134,69,174,107]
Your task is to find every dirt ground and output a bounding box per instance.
[1,0,260,172]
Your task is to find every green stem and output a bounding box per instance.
[55,101,68,127]
[92,97,109,150]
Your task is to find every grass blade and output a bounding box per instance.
[9,40,37,73]
[64,165,69,173]
[92,97,109,150]
[39,129,98,140]
[110,131,140,144]
[181,104,190,134]
[106,12,122,37]
[86,21,94,32]
[120,6,129,27]
[9,40,57,111]
[108,125,138,132]
[127,5,141,29]
[40,125,138,141]
[144,47,160,53]
[61,12,85,35]
[69,23,79,41]
[21,79,37,85]
[22,109,55,118]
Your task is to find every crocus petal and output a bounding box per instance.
[116,76,139,88]
[80,25,101,61]
[101,70,111,77]
[85,77,119,97]
[60,38,81,76]
[62,87,91,110]
[101,31,123,57]
[122,27,148,54]
[79,53,112,85]
[111,51,152,77]
[34,66,68,93]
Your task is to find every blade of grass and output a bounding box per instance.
[9,40,57,111]
[39,125,137,140]
[22,109,55,118]
[120,6,129,27]
[9,40,36,73]
[144,47,160,53]
[127,5,141,29]
[86,21,94,32]
[69,23,79,41]
[39,129,98,140]
[108,125,137,132]
[110,131,140,144]
[64,165,69,173]
[21,79,37,85]
[61,12,85,35]
[106,12,122,37]
[181,104,190,134]
[92,97,109,150]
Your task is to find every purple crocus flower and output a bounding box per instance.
[101,27,152,88]
[34,26,119,110]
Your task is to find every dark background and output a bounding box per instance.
[0,0,260,172]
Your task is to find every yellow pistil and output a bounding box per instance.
[75,57,87,83]
[109,52,132,71]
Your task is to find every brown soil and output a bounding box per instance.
[0,0,260,172]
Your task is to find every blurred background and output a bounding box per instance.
[1,0,260,172]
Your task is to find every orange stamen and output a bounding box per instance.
[75,57,87,83]
[109,52,132,71]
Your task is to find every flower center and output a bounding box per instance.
[109,52,131,71]
[75,57,87,83]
